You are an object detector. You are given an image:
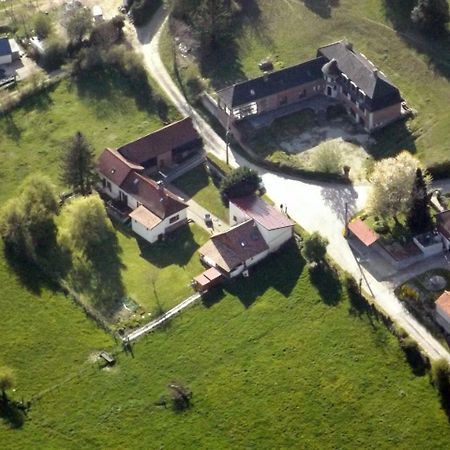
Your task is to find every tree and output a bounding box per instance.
[67,8,93,43]
[42,38,67,71]
[431,359,450,405]
[301,232,329,266]
[0,175,59,260]
[0,367,15,403]
[34,13,52,39]
[60,131,95,196]
[311,141,342,174]
[219,167,261,204]
[58,194,115,257]
[368,151,422,220]
[407,168,433,234]
[411,0,450,35]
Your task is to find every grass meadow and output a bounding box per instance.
[2,243,450,448]
[161,0,450,167]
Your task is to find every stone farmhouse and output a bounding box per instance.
[198,196,294,278]
[216,40,405,132]
[97,118,202,243]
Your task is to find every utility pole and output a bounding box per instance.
[225,113,231,166]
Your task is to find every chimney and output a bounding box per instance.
[373,68,378,77]
[157,180,166,202]
[263,72,269,82]
[345,41,353,51]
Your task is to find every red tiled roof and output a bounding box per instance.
[348,219,379,246]
[97,148,143,187]
[230,196,294,230]
[129,205,162,230]
[199,219,269,272]
[436,291,450,316]
[121,172,187,219]
[117,117,200,164]
[193,267,223,289]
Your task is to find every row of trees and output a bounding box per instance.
[411,0,449,35]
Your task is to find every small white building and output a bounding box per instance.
[0,38,20,65]
[199,219,269,278]
[199,195,294,278]
[435,291,450,334]
[229,195,294,252]
[92,5,104,23]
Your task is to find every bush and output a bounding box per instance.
[34,13,52,39]
[301,232,328,266]
[310,142,342,174]
[398,284,420,301]
[219,167,261,204]
[431,359,450,405]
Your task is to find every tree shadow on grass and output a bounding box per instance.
[74,68,157,117]
[0,399,25,429]
[3,114,22,141]
[302,0,338,19]
[382,0,450,81]
[309,262,342,306]
[224,240,304,308]
[137,225,201,269]
[369,120,417,160]
[68,230,126,319]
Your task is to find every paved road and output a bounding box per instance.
[133,7,450,363]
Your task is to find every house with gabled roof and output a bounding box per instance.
[115,117,202,174]
[435,291,450,335]
[216,40,405,132]
[96,120,199,243]
[198,195,294,277]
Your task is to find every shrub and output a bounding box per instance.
[301,232,328,266]
[34,13,52,39]
[168,382,192,411]
[398,285,420,301]
[219,167,261,204]
[431,359,450,403]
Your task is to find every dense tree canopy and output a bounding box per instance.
[411,0,450,35]
[0,175,59,261]
[407,168,432,234]
[368,152,423,220]
[67,8,93,43]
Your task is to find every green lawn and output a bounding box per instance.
[2,243,450,448]
[0,72,179,203]
[162,0,450,167]
[117,222,209,314]
[0,243,112,401]
[172,163,229,222]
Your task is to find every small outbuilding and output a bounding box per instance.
[347,219,379,247]
[0,38,20,65]
[192,267,223,293]
[435,291,450,334]
[92,5,104,23]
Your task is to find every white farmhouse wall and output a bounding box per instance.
[257,226,293,253]
[245,249,269,268]
[229,202,249,225]
[131,209,187,244]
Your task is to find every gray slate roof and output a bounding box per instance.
[217,57,327,108]
[317,41,401,109]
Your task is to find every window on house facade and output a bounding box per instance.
[169,215,179,224]
[279,96,288,106]
[233,215,237,222]
[107,181,112,191]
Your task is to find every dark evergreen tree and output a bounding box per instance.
[407,168,432,234]
[60,132,95,196]
[411,0,450,35]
